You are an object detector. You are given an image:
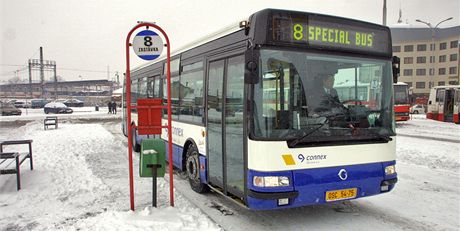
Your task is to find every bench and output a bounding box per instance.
[0,140,33,190]
[44,116,58,130]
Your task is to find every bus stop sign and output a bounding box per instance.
[132,30,163,60]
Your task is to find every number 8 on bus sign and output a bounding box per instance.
[132,30,163,61]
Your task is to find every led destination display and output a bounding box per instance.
[269,12,392,56]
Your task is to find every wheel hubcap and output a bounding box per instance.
[187,155,199,181]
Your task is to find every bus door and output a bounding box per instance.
[454,89,460,124]
[206,55,245,197]
[444,89,454,122]
[437,89,445,121]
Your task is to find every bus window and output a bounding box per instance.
[131,80,138,104]
[171,76,180,119]
[147,77,154,98]
[138,78,148,99]
[154,77,160,98]
[179,62,204,123]
[254,49,394,140]
[437,89,445,103]
[393,84,409,105]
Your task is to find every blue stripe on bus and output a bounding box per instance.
[247,161,397,210]
[164,142,184,169]
[199,155,207,183]
[163,141,206,183]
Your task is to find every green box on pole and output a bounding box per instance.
[139,139,165,177]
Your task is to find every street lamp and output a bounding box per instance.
[415,17,453,89]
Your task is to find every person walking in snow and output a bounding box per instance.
[107,101,112,114]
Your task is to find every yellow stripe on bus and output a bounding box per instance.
[282,154,296,166]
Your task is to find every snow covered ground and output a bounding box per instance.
[0,111,220,230]
[0,112,459,230]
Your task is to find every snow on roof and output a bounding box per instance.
[44,102,67,108]
[112,88,123,94]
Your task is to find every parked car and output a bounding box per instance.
[63,99,84,107]
[44,102,73,114]
[0,102,22,116]
[31,99,50,108]
[410,104,426,114]
[13,100,30,108]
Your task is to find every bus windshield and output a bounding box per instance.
[394,84,409,105]
[252,49,395,145]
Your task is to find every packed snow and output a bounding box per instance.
[0,111,220,230]
[0,111,459,230]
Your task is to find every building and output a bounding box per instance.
[0,79,117,99]
[391,26,460,98]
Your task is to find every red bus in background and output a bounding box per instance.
[427,85,460,124]
[394,82,410,121]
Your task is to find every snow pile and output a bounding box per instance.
[72,206,218,231]
[0,119,220,230]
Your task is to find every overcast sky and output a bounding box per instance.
[1,0,459,83]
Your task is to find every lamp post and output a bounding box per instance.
[415,17,453,89]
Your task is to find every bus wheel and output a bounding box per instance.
[132,127,140,152]
[186,145,208,193]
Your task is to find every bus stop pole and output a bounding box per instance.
[125,23,174,210]
[125,28,135,211]
[164,32,174,207]
[150,24,174,207]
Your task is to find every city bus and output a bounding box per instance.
[124,9,399,210]
[393,82,410,121]
[427,85,460,123]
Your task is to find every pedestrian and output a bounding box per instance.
[112,101,117,114]
[107,101,112,114]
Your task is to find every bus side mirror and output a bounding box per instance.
[392,56,400,83]
[245,49,259,84]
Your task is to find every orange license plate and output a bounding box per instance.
[325,188,357,202]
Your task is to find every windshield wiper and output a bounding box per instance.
[288,118,329,147]
[288,111,353,147]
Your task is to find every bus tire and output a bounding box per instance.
[132,127,140,152]
[186,145,208,193]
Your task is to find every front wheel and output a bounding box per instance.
[186,145,208,193]
[131,126,140,152]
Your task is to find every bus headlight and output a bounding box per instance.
[253,176,290,187]
[385,165,396,175]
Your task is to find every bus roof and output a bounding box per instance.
[131,20,244,73]
[131,9,393,73]
[394,82,408,86]
[432,85,460,90]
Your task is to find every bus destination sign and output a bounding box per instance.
[270,13,391,56]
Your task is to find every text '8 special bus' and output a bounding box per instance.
[125,9,399,210]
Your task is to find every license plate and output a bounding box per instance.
[325,188,357,202]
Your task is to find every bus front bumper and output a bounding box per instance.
[246,161,397,210]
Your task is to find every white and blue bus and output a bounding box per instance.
[124,9,398,210]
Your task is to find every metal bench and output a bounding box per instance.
[0,140,33,190]
[44,116,58,130]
